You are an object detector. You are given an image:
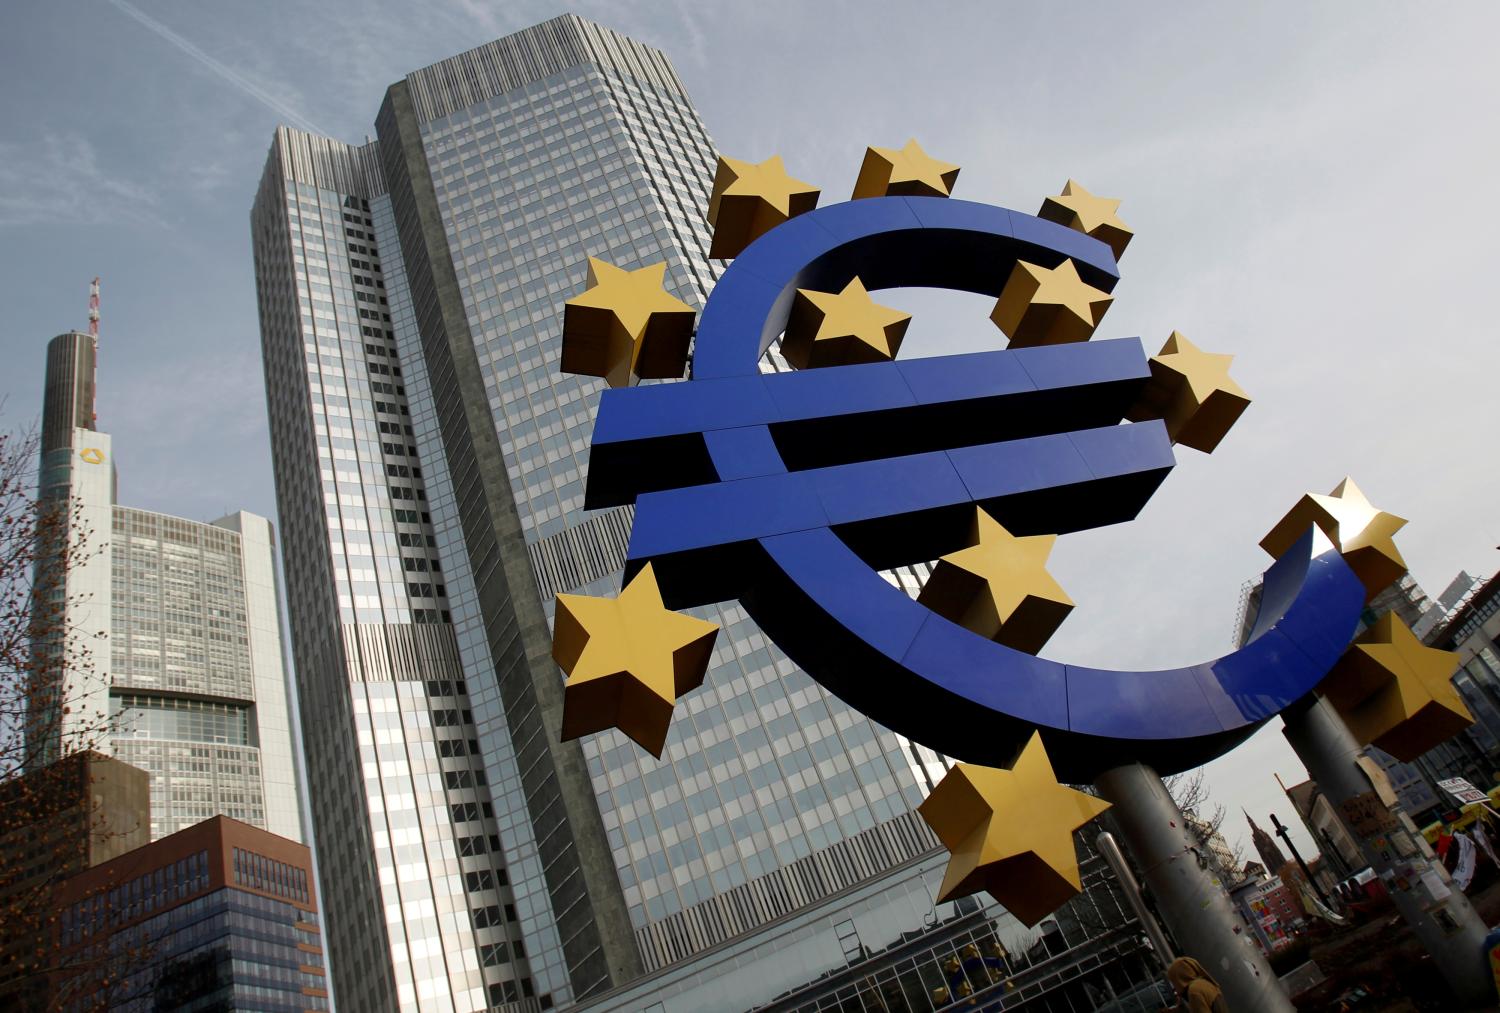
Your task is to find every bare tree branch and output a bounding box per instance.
[0,418,154,1009]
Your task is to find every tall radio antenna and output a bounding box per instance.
[88,277,100,427]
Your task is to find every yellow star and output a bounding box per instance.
[991,257,1113,348]
[780,277,912,369]
[707,155,820,259]
[1125,332,1250,453]
[554,563,719,757]
[560,258,697,387]
[852,139,960,200]
[918,732,1111,927]
[1037,180,1133,260]
[1323,614,1471,762]
[917,508,1074,654]
[1260,478,1408,601]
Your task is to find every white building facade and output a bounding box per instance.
[34,330,303,843]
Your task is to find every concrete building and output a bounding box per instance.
[0,751,150,1006]
[250,14,1165,1012]
[52,815,325,1010]
[1230,874,1302,955]
[1417,569,1500,793]
[1184,812,1242,885]
[32,330,302,842]
[1285,779,1362,878]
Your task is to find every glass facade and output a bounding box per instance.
[102,507,299,841]
[254,134,549,1011]
[253,14,1145,1013]
[59,885,326,1011]
[575,844,1159,1013]
[376,189,581,1005]
[404,21,946,958]
[113,695,252,746]
[53,818,328,1012]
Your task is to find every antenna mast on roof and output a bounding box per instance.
[88,277,100,426]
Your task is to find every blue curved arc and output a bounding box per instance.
[750,525,1363,780]
[691,196,1121,379]
[594,191,1367,779]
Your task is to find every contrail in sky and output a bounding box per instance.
[107,0,328,136]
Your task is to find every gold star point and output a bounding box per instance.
[554,563,719,757]
[1126,331,1250,453]
[707,155,819,259]
[1038,179,1132,260]
[560,258,697,386]
[781,276,912,368]
[1261,477,1408,600]
[1324,614,1471,762]
[918,732,1110,926]
[853,138,960,200]
[917,508,1074,654]
[991,258,1113,349]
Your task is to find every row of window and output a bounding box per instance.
[60,849,211,944]
[232,847,311,904]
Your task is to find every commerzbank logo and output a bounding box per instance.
[78,447,105,465]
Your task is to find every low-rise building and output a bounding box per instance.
[1231,875,1302,955]
[0,751,150,1006]
[51,815,326,1010]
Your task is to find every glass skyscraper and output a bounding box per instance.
[250,14,1155,1013]
[33,331,302,843]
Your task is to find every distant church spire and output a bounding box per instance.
[1245,810,1287,872]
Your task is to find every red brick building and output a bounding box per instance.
[52,815,327,1010]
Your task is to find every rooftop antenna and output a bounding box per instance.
[88,276,100,426]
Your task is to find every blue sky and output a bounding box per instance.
[3,0,1498,861]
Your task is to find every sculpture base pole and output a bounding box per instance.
[1282,695,1494,1008]
[1095,763,1293,1012]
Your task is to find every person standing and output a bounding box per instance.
[1164,957,1229,1013]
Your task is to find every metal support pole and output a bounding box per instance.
[1096,831,1175,969]
[1096,763,1293,1012]
[1271,812,1331,907]
[1283,694,1495,1008]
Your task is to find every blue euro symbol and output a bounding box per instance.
[584,196,1364,782]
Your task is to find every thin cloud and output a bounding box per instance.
[0,133,160,228]
[106,0,328,137]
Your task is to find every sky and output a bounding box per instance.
[2,0,1498,866]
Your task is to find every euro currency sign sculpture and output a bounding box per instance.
[551,144,1470,925]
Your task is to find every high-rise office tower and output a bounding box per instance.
[32,330,302,843]
[252,15,1153,1013]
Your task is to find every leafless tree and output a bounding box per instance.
[0,420,151,1009]
[1166,768,1246,880]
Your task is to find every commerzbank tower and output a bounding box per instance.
[251,14,1148,1013]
